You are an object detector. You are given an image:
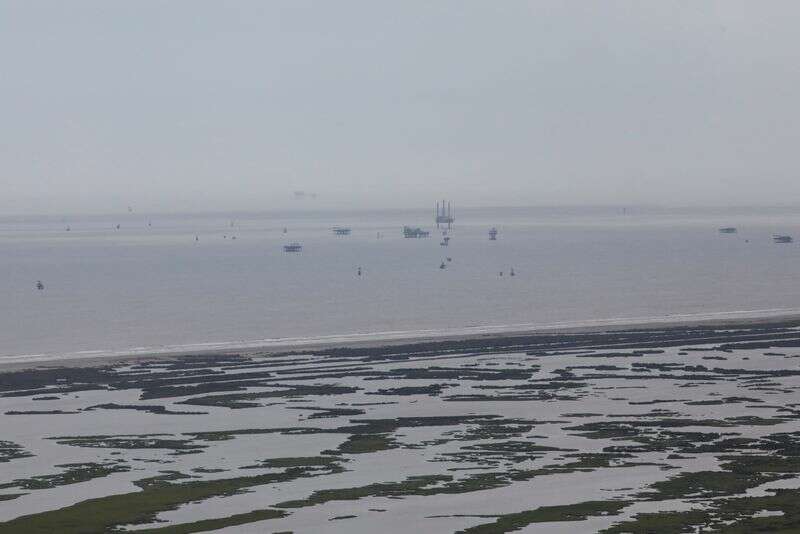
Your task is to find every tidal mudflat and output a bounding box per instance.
[3,320,800,532]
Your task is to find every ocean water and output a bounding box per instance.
[2,206,800,360]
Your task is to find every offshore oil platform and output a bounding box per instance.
[436,200,454,229]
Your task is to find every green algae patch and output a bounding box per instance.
[457,500,631,533]
[334,433,398,454]
[0,461,129,491]
[604,488,800,533]
[133,509,287,533]
[276,475,451,508]
[602,509,711,533]
[0,465,341,534]
[639,470,783,501]
[0,441,33,463]
[47,435,206,454]
[243,456,345,469]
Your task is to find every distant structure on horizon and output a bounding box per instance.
[773,234,793,243]
[436,200,454,229]
[403,226,430,238]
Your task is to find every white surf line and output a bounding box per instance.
[3,307,800,366]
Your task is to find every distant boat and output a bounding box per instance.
[719,227,737,234]
[773,235,793,243]
[36,281,44,291]
[440,236,450,246]
[510,268,515,277]
[332,227,352,236]
[489,228,498,240]
[439,261,446,269]
[403,226,430,238]
[284,242,303,252]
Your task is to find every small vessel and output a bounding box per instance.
[332,227,352,236]
[65,226,71,232]
[403,226,430,238]
[439,261,446,269]
[719,227,737,234]
[773,235,793,243]
[36,281,44,291]
[510,268,515,277]
[115,224,121,230]
[284,242,303,252]
[489,228,498,240]
[357,266,362,276]
[440,236,450,246]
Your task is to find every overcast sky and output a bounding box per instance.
[2,1,800,214]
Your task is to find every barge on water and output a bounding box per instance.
[773,235,793,243]
[283,242,303,252]
[403,226,430,238]
[332,227,352,236]
[718,227,737,234]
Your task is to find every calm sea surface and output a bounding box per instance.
[2,206,800,360]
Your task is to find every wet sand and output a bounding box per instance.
[3,311,800,372]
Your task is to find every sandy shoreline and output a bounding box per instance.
[3,310,800,372]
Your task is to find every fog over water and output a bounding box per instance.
[3,206,800,359]
[3,1,800,214]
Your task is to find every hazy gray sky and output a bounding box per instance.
[2,1,800,214]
